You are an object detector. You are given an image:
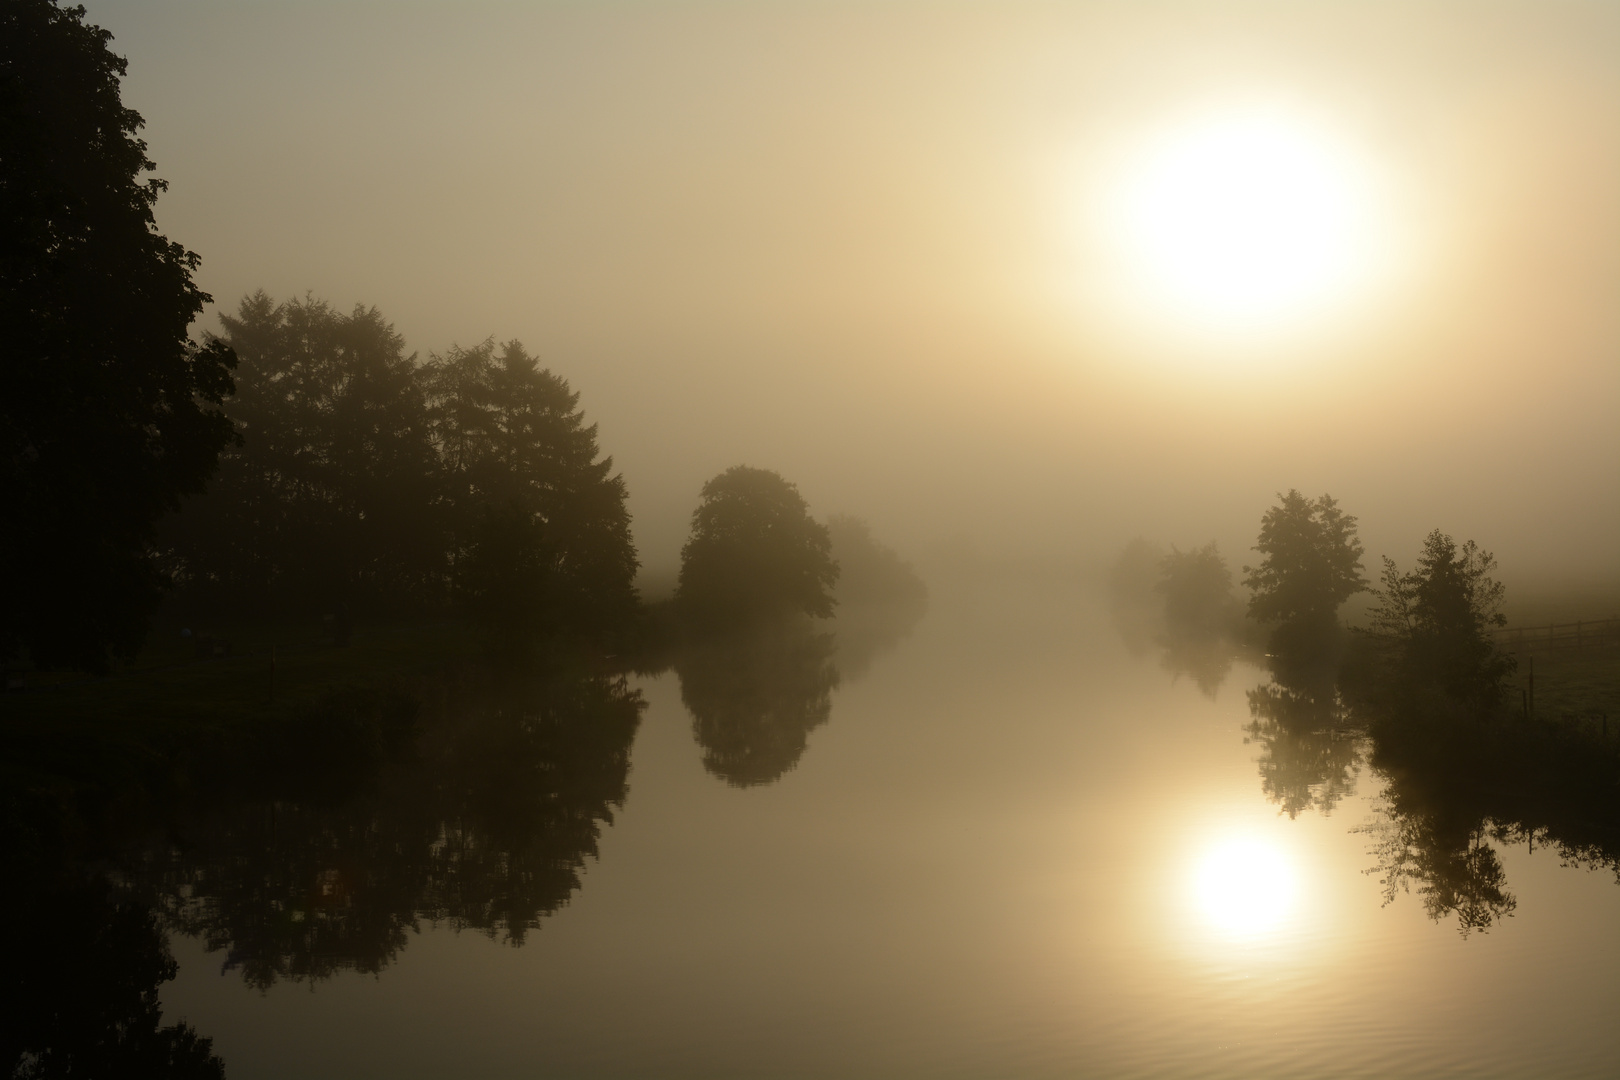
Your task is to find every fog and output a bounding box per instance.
[94,0,1619,607]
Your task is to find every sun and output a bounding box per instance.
[1101,104,1386,335]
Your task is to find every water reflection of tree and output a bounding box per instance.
[150,673,644,988]
[1358,808,1516,936]
[675,619,840,787]
[1,876,225,1078]
[1340,533,1620,935]
[1244,675,1363,819]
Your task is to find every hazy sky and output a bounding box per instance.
[90,0,1619,592]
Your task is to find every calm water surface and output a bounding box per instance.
[159,581,1620,1078]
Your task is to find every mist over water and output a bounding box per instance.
[6,2,1620,1077]
[90,0,1620,598]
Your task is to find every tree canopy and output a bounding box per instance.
[168,292,441,613]
[424,337,638,645]
[1365,530,1513,707]
[676,466,838,628]
[167,295,638,653]
[2,0,237,671]
[1242,490,1367,645]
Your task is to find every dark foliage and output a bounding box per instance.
[456,503,559,661]
[3,667,642,994]
[166,292,443,615]
[148,672,642,987]
[0,876,224,1079]
[1,0,237,672]
[1359,530,1515,711]
[1358,705,1620,936]
[426,338,638,649]
[676,466,838,629]
[166,301,639,650]
[1242,491,1367,658]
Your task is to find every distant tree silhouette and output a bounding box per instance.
[168,292,443,614]
[1158,542,1242,641]
[424,337,638,647]
[1106,538,1167,657]
[826,515,926,611]
[825,515,928,681]
[677,466,837,629]
[1242,491,1367,657]
[1,0,237,671]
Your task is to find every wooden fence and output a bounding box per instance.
[1492,617,1620,654]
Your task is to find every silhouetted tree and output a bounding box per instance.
[456,503,558,661]
[1242,491,1367,658]
[677,466,838,629]
[1364,530,1514,709]
[168,292,443,614]
[676,618,840,787]
[424,337,638,646]
[1,0,237,671]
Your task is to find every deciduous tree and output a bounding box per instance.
[2,0,237,670]
[1242,490,1367,654]
[676,466,837,628]
[170,293,442,613]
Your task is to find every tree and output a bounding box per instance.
[423,337,639,645]
[455,502,558,662]
[168,292,444,614]
[1242,491,1367,653]
[1,0,237,671]
[1366,530,1513,707]
[1158,542,1241,641]
[676,466,838,628]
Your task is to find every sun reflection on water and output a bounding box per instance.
[1190,836,1299,937]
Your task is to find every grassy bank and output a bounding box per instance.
[1501,642,1620,732]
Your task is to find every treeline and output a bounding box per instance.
[162,292,638,653]
[1110,491,1620,935]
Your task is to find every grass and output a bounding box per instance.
[1502,642,1620,732]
